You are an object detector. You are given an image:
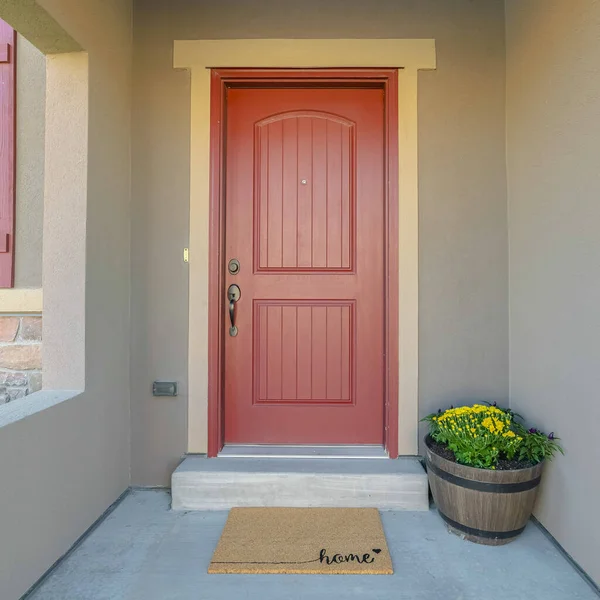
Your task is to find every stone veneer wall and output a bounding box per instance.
[0,315,42,403]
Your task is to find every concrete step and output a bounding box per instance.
[171,457,429,511]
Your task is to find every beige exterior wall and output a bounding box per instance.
[0,1,132,598]
[506,0,600,585]
[131,0,509,485]
[15,34,45,289]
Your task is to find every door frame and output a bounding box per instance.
[207,68,399,457]
[175,39,437,458]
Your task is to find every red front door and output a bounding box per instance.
[224,86,385,444]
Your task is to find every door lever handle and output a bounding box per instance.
[227,284,241,336]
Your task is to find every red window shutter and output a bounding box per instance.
[0,20,16,288]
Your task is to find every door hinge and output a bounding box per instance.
[183,248,189,263]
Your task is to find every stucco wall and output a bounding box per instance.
[0,1,132,598]
[131,0,509,485]
[506,0,600,586]
[15,34,45,289]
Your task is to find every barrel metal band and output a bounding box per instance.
[439,511,527,540]
[426,459,541,493]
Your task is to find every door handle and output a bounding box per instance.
[227,284,241,337]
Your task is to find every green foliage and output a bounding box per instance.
[513,423,565,464]
[423,403,564,470]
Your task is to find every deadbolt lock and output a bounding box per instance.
[228,258,241,275]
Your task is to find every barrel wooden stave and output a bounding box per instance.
[425,436,544,545]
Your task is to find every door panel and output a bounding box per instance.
[254,300,354,404]
[255,112,354,272]
[224,87,384,444]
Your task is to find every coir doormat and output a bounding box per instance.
[208,507,393,575]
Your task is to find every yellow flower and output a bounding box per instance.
[481,417,497,433]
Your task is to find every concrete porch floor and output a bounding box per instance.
[28,490,598,600]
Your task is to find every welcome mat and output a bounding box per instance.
[208,507,393,575]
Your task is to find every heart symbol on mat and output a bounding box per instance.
[372,549,381,554]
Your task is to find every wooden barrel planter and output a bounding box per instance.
[425,435,544,545]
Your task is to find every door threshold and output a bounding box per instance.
[218,445,389,459]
